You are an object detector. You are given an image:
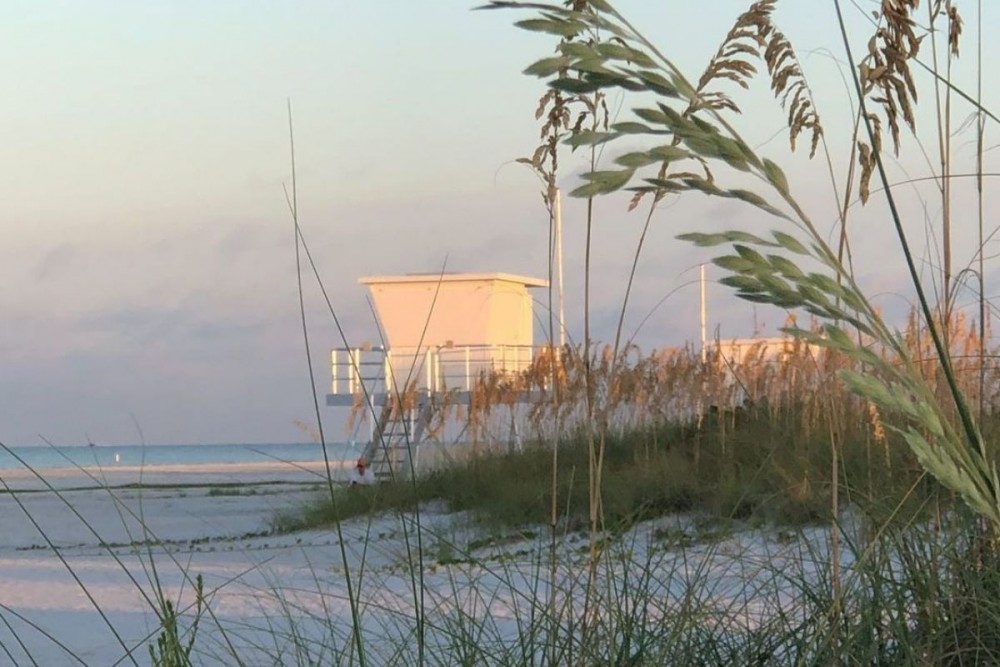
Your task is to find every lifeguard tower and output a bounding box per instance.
[327,272,548,480]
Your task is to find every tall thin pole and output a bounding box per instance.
[977,0,986,422]
[555,188,566,348]
[700,263,707,363]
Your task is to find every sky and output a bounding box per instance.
[2,1,998,445]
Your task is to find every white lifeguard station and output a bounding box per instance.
[327,272,548,480]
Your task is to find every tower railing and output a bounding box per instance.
[329,343,540,401]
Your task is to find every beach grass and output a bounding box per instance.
[277,397,944,535]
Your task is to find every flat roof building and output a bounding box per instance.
[359,272,548,351]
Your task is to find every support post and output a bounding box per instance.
[350,349,360,395]
[425,348,433,392]
[331,349,338,394]
[465,346,471,392]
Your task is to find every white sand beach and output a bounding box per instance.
[0,461,837,665]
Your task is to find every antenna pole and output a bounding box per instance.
[555,188,566,348]
[700,263,707,363]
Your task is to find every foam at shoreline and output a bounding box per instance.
[0,459,351,491]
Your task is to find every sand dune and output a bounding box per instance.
[0,462,825,665]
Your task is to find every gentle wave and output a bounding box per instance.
[0,442,362,471]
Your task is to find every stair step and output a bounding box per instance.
[359,397,437,482]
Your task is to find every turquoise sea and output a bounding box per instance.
[0,442,360,471]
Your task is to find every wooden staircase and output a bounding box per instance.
[361,395,435,482]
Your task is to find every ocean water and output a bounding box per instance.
[0,442,361,471]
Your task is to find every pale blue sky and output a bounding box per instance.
[2,1,997,444]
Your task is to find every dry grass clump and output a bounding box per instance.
[342,303,999,517]
[904,310,998,412]
[455,311,994,446]
[304,319,997,530]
